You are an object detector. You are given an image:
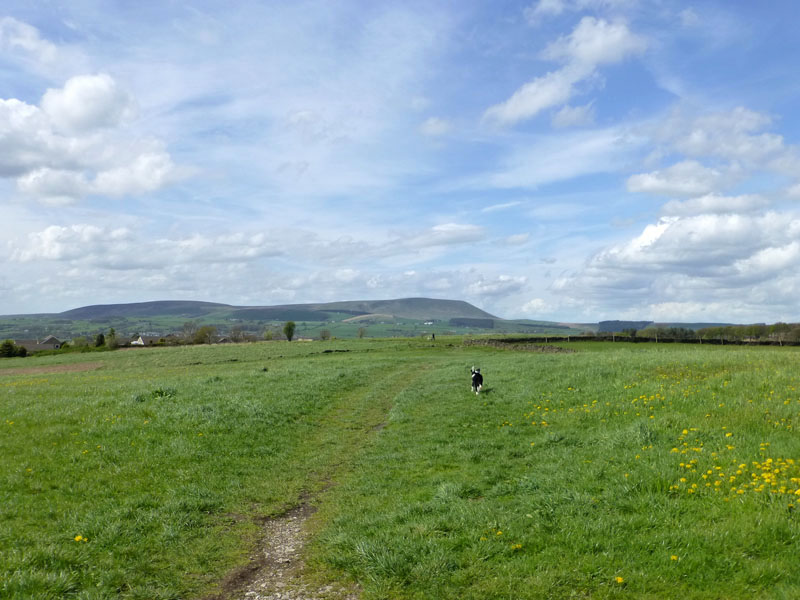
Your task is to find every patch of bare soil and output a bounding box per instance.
[0,361,103,376]
[209,503,358,600]
[463,339,574,353]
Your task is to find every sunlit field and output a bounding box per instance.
[2,339,800,598]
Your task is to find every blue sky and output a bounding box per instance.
[2,1,800,323]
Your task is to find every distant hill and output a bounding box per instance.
[296,298,497,321]
[52,297,496,322]
[599,320,733,333]
[2,299,738,342]
[59,300,233,319]
[598,320,654,332]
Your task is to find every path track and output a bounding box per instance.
[209,359,435,600]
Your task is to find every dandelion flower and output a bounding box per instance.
[671,555,678,561]
[615,576,624,584]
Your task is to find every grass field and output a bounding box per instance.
[2,339,800,598]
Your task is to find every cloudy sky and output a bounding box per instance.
[2,1,800,322]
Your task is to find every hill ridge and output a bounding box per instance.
[50,297,496,321]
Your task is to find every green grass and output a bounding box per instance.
[2,340,800,598]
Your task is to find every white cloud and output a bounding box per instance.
[405,223,485,249]
[552,211,800,321]
[653,107,792,168]
[0,16,57,63]
[0,75,179,202]
[786,183,800,198]
[733,241,800,279]
[523,0,636,25]
[541,17,646,66]
[466,274,527,297]
[661,193,768,217]
[522,298,552,313]
[41,74,136,134]
[15,169,91,205]
[481,201,523,213]
[483,127,643,189]
[484,17,645,126]
[552,102,595,128]
[12,224,126,262]
[11,225,282,268]
[524,0,568,25]
[484,65,587,125]
[626,160,727,197]
[92,147,180,197]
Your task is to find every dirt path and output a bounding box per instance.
[0,361,103,376]
[219,503,358,600]
[208,362,434,600]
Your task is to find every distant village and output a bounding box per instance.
[1,324,304,358]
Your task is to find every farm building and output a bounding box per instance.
[14,336,63,352]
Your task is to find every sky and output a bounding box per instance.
[2,1,800,323]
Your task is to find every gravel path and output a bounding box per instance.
[227,503,358,600]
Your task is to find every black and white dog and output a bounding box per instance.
[471,367,483,394]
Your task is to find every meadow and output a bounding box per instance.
[2,338,800,598]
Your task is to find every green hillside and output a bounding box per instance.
[0,298,603,342]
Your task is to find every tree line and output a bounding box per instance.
[614,323,800,343]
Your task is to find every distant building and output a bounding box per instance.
[130,336,165,346]
[14,336,63,352]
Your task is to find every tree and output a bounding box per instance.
[230,325,245,343]
[263,328,275,341]
[107,328,118,350]
[320,329,331,341]
[193,325,217,345]
[283,321,296,342]
[183,321,199,342]
[71,336,88,348]
[95,333,106,347]
[0,340,26,358]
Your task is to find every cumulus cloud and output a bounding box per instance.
[41,74,136,134]
[466,274,527,297]
[553,211,800,320]
[15,169,91,205]
[522,297,552,313]
[627,160,728,197]
[484,17,645,126]
[652,107,795,169]
[0,74,180,203]
[92,146,180,197]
